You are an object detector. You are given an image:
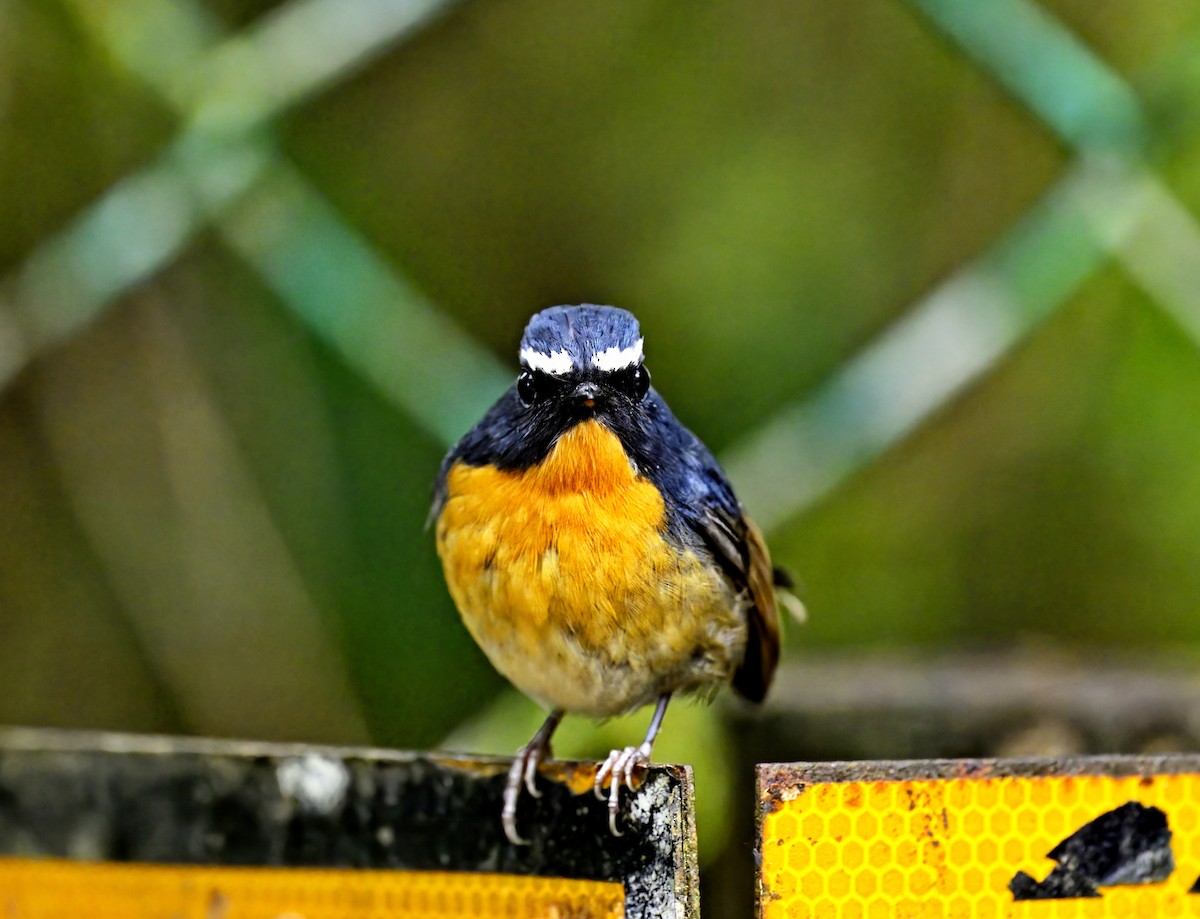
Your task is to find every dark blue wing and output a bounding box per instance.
[630,392,780,701]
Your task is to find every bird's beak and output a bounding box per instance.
[572,381,600,408]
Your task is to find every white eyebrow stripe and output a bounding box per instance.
[520,347,575,375]
[592,338,644,372]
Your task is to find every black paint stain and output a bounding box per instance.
[1010,867,1100,900]
[1009,801,1174,901]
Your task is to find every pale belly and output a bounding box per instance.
[435,423,747,716]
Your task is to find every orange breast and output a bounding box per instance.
[436,420,742,715]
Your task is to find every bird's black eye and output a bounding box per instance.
[517,370,538,406]
[612,365,650,401]
[632,365,650,399]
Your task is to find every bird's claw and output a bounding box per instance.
[593,743,652,836]
[523,747,542,799]
[503,743,546,846]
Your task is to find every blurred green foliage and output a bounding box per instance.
[3,0,1200,875]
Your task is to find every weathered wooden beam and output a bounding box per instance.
[744,650,1200,762]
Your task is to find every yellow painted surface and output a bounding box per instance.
[760,771,1200,918]
[0,858,624,919]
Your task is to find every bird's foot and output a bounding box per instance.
[593,742,652,836]
[502,741,548,846]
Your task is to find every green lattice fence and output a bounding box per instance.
[3,0,1200,906]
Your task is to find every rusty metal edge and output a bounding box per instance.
[757,753,1200,789]
[754,762,771,917]
[0,724,690,784]
[674,763,700,919]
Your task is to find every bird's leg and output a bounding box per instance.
[593,694,671,836]
[502,708,563,846]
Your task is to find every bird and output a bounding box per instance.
[431,304,783,845]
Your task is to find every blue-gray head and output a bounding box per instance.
[519,305,644,376]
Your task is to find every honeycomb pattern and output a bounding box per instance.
[0,857,624,919]
[760,771,1200,918]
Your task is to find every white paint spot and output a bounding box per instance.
[277,754,350,815]
[519,347,574,375]
[592,338,644,371]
